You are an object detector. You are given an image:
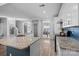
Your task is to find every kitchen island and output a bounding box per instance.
[0,36,38,56]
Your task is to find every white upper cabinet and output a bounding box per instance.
[58,3,78,28]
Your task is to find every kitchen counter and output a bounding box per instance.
[57,36,79,51]
[0,36,33,50]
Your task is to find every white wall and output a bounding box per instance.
[78,4,79,22]
[50,18,54,38]
[53,17,61,35]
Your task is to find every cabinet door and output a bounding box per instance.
[59,3,78,28]
[7,46,30,56]
[0,45,6,56]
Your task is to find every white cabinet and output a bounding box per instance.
[58,3,78,28]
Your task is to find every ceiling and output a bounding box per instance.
[0,3,6,6]
[0,3,62,20]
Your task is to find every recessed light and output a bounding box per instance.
[43,10,46,14]
[67,14,71,17]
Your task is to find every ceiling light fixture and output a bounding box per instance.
[39,4,46,7]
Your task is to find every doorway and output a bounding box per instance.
[24,24,27,35]
[33,23,38,37]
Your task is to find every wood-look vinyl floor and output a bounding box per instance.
[31,38,55,56]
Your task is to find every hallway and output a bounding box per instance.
[30,38,55,56]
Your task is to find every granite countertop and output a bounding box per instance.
[0,36,33,49]
[57,37,79,51]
